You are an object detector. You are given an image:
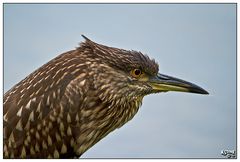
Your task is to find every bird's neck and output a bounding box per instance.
[109,96,143,129]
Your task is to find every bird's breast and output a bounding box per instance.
[72,94,143,156]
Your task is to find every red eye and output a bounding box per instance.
[131,69,142,78]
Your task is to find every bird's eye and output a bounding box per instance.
[130,69,142,78]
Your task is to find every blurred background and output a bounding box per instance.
[3,4,236,158]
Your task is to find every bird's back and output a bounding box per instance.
[4,48,92,158]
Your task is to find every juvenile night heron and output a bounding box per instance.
[4,35,208,158]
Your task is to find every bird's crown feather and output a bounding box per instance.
[79,35,159,76]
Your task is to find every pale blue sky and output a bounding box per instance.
[4,4,236,158]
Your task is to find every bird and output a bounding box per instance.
[3,35,208,158]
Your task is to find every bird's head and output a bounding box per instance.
[79,35,208,105]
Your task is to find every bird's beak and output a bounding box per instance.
[148,73,209,94]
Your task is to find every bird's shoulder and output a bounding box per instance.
[3,49,93,158]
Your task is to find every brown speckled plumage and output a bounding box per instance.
[3,36,158,158]
[4,35,208,159]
